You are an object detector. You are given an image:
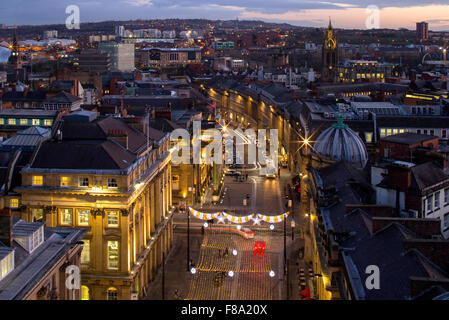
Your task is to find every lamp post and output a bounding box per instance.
[162,251,165,300]
[185,192,190,272]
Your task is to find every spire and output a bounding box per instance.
[328,17,332,30]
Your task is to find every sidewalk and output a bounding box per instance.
[145,230,204,300]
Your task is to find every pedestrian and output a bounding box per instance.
[224,247,229,257]
[218,249,222,257]
[201,225,204,235]
[174,289,180,300]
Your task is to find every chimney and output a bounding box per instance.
[0,208,13,247]
[108,129,128,149]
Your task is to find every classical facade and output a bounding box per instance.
[14,114,173,300]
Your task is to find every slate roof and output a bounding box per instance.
[410,162,449,191]
[380,133,438,145]
[1,90,46,102]
[0,219,87,300]
[31,140,136,170]
[1,126,50,149]
[341,221,449,300]
[45,91,81,104]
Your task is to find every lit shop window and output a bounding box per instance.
[107,287,118,300]
[32,208,43,222]
[9,198,19,209]
[78,209,90,226]
[81,239,90,264]
[107,241,119,270]
[60,208,73,225]
[32,176,43,186]
[107,211,119,227]
[61,176,71,187]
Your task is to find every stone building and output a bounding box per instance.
[13,112,173,300]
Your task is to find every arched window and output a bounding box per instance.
[81,285,89,300]
[107,287,118,300]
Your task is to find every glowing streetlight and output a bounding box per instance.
[228,270,234,277]
[269,224,275,230]
[236,225,241,230]
[232,249,238,256]
[190,267,197,274]
[269,270,275,277]
[204,222,209,228]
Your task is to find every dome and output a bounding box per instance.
[0,47,11,64]
[313,116,368,169]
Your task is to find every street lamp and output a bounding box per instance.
[269,224,275,230]
[190,267,197,274]
[232,249,238,256]
[228,270,234,277]
[269,270,275,278]
[185,192,190,272]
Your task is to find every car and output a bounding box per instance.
[225,169,237,176]
[265,173,277,179]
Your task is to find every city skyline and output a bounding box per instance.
[1,0,449,30]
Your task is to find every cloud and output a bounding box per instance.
[124,0,153,7]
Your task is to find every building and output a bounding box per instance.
[14,114,174,300]
[144,48,201,67]
[43,91,82,111]
[98,42,135,72]
[321,19,338,83]
[0,109,62,140]
[417,22,429,41]
[0,210,87,300]
[1,90,47,109]
[43,30,58,39]
[115,26,125,38]
[337,60,397,83]
[72,49,111,74]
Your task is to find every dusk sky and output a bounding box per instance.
[1,0,449,30]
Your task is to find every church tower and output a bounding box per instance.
[8,26,21,68]
[321,18,338,83]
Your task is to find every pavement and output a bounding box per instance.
[145,167,311,300]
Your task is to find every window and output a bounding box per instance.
[443,130,447,139]
[380,128,386,138]
[445,189,449,205]
[417,129,421,134]
[20,119,28,125]
[79,177,89,187]
[8,118,16,125]
[61,176,71,187]
[32,208,43,222]
[107,287,118,300]
[81,286,90,300]
[9,199,19,209]
[32,119,40,125]
[430,130,435,136]
[0,118,4,125]
[386,129,392,136]
[444,214,449,230]
[365,132,373,144]
[107,241,119,270]
[32,175,43,186]
[392,129,398,135]
[434,191,440,210]
[426,195,433,213]
[44,119,52,126]
[107,211,119,227]
[78,209,89,226]
[384,148,391,158]
[107,178,118,188]
[60,208,73,225]
[81,239,90,264]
